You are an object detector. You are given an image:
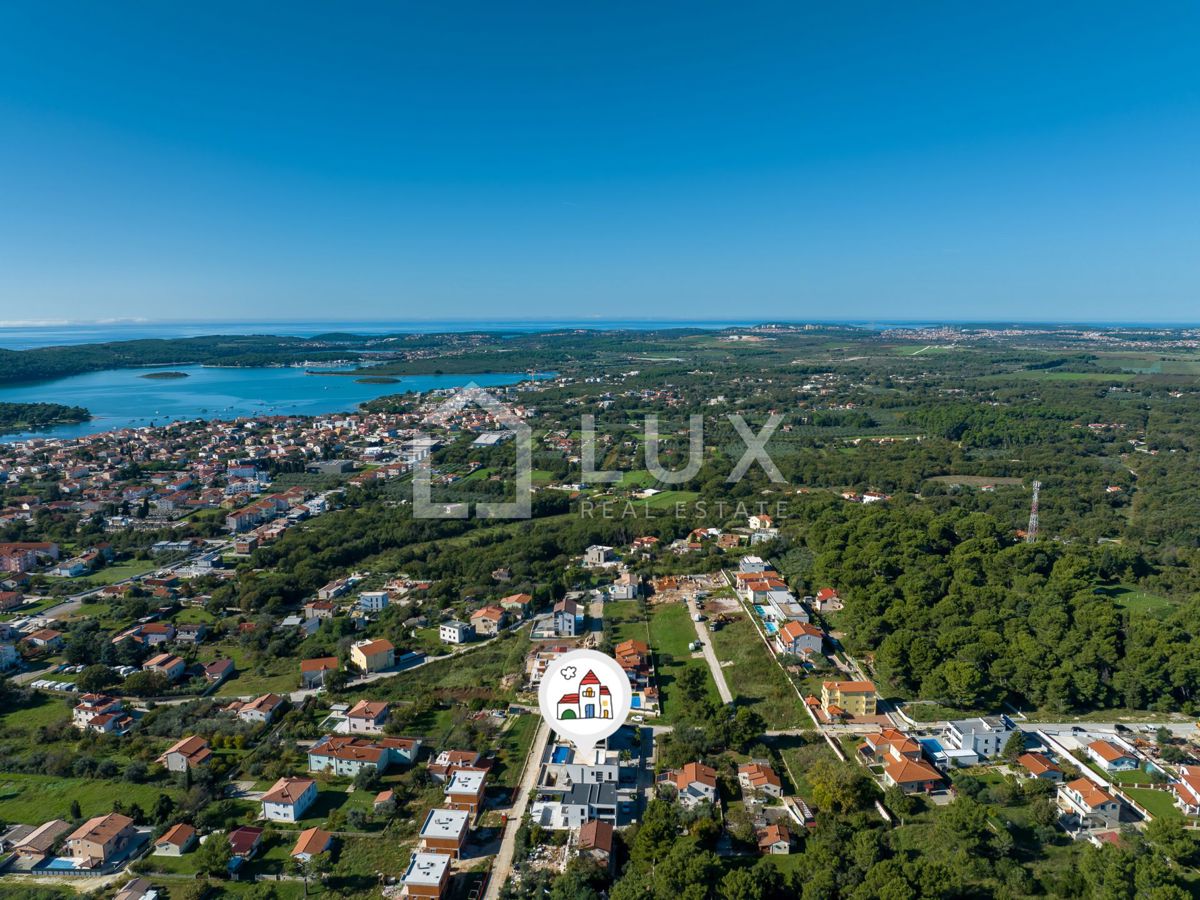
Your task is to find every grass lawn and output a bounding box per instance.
[706,611,806,729]
[618,470,655,488]
[366,629,532,702]
[85,559,162,585]
[202,641,299,698]
[772,736,839,803]
[605,600,650,646]
[647,602,719,722]
[406,626,453,656]
[0,595,62,619]
[1094,584,1175,616]
[901,701,988,723]
[327,834,414,897]
[287,783,355,830]
[490,712,540,788]
[140,849,206,875]
[172,607,217,625]
[926,475,1024,488]
[0,690,72,735]
[68,598,135,630]
[1100,765,1163,785]
[0,772,179,823]
[1122,786,1182,819]
[987,370,1139,383]
[643,490,701,510]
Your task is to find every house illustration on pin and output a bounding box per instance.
[557,669,613,720]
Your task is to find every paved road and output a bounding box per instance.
[484,717,551,900]
[589,593,605,644]
[686,596,733,704]
[1032,721,1196,739]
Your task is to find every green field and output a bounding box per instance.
[173,607,217,624]
[201,641,299,697]
[490,712,540,787]
[647,602,720,721]
[618,470,655,488]
[707,611,806,729]
[1094,584,1175,616]
[605,600,721,720]
[986,370,1139,383]
[367,628,532,701]
[773,736,839,803]
[643,489,701,509]
[0,772,179,823]
[0,691,72,734]
[604,600,650,646]
[84,559,162,585]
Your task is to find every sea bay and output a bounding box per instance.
[0,365,548,442]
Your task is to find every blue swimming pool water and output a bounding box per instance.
[920,738,944,753]
[35,858,83,871]
[552,746,571,764]
[764,622,779,635]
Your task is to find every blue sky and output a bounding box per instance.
[1,2,1198,323]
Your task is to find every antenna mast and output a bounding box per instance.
[1026,480,1041,543]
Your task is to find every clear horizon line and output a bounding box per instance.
[2,316,1200,329]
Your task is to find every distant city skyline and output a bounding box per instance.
[2,3,1198,321]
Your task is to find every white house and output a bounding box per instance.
[774,621,822,657]
[553,597,581,637]
[1171,765,1200,816]
[738,763,783,799]
[345,700,389,734]
[944,716,1015,760]
[261,777,317,823]
[357,591,389,613]
[153,823,197,856]
[234,693,285,725]
[1086,739,1140,772]
[660,762,718,808]
[440,621,473,644]
[1058,777,1120,829]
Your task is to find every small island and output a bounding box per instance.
[0,401,91,432]
[354,376,401,384]
[139,371,190,379]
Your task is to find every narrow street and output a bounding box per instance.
[484,717,551,900]
[686,595,733,704]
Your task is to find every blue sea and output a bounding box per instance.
[0,365,551,442]
[0,319,761,351]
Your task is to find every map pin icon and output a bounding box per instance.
[537,648,632,757]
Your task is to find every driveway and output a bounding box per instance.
[483,717,551,900]
[686,596,733,704]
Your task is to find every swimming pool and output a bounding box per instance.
[551,746,572,764]
[764,621,779,635]
[34,857,84,872]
